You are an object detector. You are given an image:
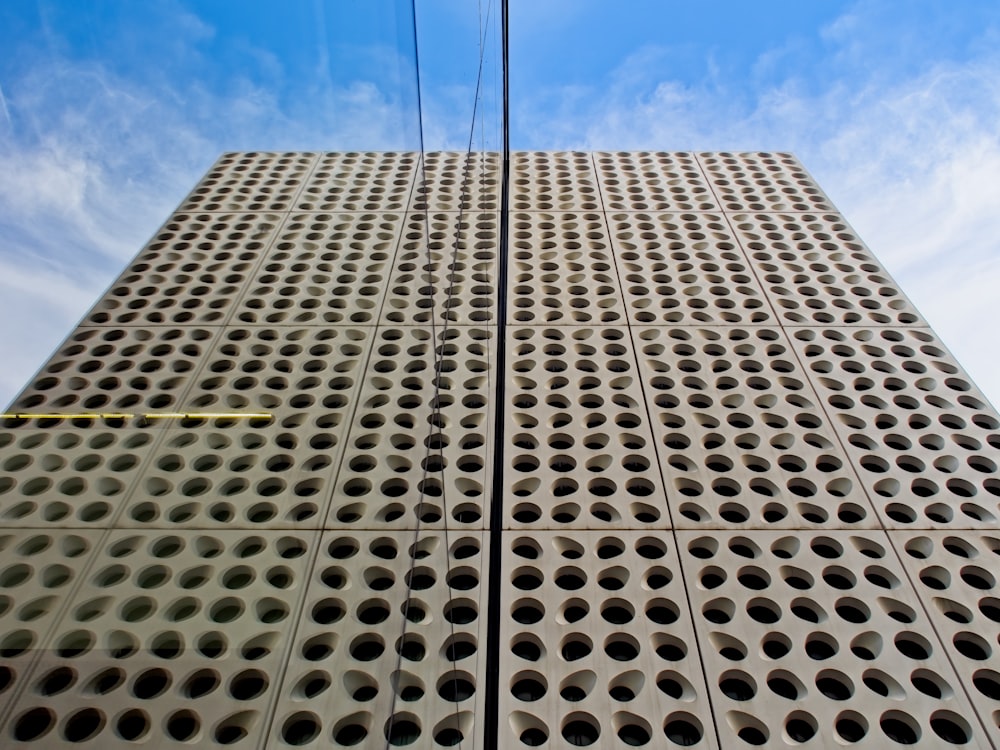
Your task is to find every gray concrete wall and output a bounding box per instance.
[0,151,996,748]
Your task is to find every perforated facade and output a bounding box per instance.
[1,151,999,748]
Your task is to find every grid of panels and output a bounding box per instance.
[495,151,1000,749]
[1,152,1000,750]
[296,152,417,212]
[381,212,498,326]
[0,151,495,748]
[500,155,699,748]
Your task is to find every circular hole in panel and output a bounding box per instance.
[663,712,703,746]
[384,713,421,746]
[835,710,868,742]
[165,709,200,742]
[229,669,269,700]
[511,633,544,662]
[14,707,57,741]
[115,708,150,741]
[511,670,547,702]
[973,668,1000,700]
[766,669,805,700]
[37,666,76,696]
[1,629,35,657]
[562,713,600,746]
[510,710,548,746]
[880,711,920,744]
[726,711,769,745]
[561,632,594,662]
[719,670,757,701]
[85,667,125,695]
[281,711,321,745]
[761,634,792,660]
[132,668,171,699]
[332,713,371,746]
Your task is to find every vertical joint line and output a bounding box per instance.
[484,1,509,748]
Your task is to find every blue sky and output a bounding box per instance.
[1,0,1000,406]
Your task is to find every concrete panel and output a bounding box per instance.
[507,211,625,326]
[410,151,500,212]
[633,326,877,529]
[381,212,498,327]
[730,211,923,326]
[679,529,991,748]
[893,530,1000,745]
[0,529,317,748]
[0,430,160,528]
[792,326,1000,528]
[606,211,775,325]
[327,326,495,532]
[266,529,488,750]
[594,151,719,212]
[510,152,601,212]
[84,212,284,328]
[697,152,834,212]
[233,212,407,327]
[297,152,418,213]
[180,152,318,213]
[498,530,718,750]
[503,325,670,530]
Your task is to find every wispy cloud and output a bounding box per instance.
[0,12,426,407]
[3,0,1000,411]
[514,6,1000,406]
[0,83,11,131]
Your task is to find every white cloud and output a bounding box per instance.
[513,15,1000,407]
[0,36,423,407]
[806,62,1000,405]
[0,255,103,408]
[4,1,1000,413]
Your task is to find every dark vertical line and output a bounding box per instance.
[484,0,509,748]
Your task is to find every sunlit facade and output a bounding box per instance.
[0,151,998,748]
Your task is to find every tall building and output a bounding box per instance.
[0,150,998,748]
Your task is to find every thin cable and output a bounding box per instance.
[414,2,495,745]
[484,1,509,749]
[385,0,495,746]
[476,24,500,750]
[383,1,435,746]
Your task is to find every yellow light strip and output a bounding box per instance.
[1,413,272,420]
